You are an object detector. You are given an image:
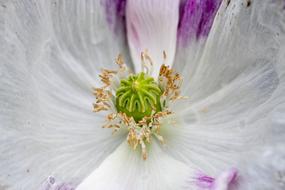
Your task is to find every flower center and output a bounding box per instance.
[116,72,162,122]
[93,52,184,160]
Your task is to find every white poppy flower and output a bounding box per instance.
[0,0,285,190]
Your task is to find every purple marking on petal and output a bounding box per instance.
[101,0,127,34]
[195,173,215,188]
[198,176,215,183]
[178,0,222,46]
[194,168,239,190]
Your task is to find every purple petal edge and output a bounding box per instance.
[178,0,222,46]
[102,0,127,34]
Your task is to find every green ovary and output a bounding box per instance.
[116,72,162,122]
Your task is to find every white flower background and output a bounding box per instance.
[0,0,285,190]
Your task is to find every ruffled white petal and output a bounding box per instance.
[176,62,278,125]
[164,0,285,177]
[76,141,193,190]
[126,0,180,77]
[176,0,284,102]
[237,103,285,189]
[0,0,129,189]
[238,144,285,190]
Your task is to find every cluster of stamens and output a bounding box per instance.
[93,51,183,159]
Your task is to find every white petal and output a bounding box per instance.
[176,0,285,102]
[76,141,193,190]
[126,0,180,77]
[0,0,129,189]
[238,144,285,190]
[49,0,133,72]
[164,0,285,177]
[173,0,221,81]
[176,62,278,125]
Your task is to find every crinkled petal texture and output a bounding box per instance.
[0,0,130,189]
[77,0,285,189]
[1,1,285,190]
[167,0,285,181]
[238,143,285,190]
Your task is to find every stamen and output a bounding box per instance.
[141,50,154,75]
[93,52,183,160]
